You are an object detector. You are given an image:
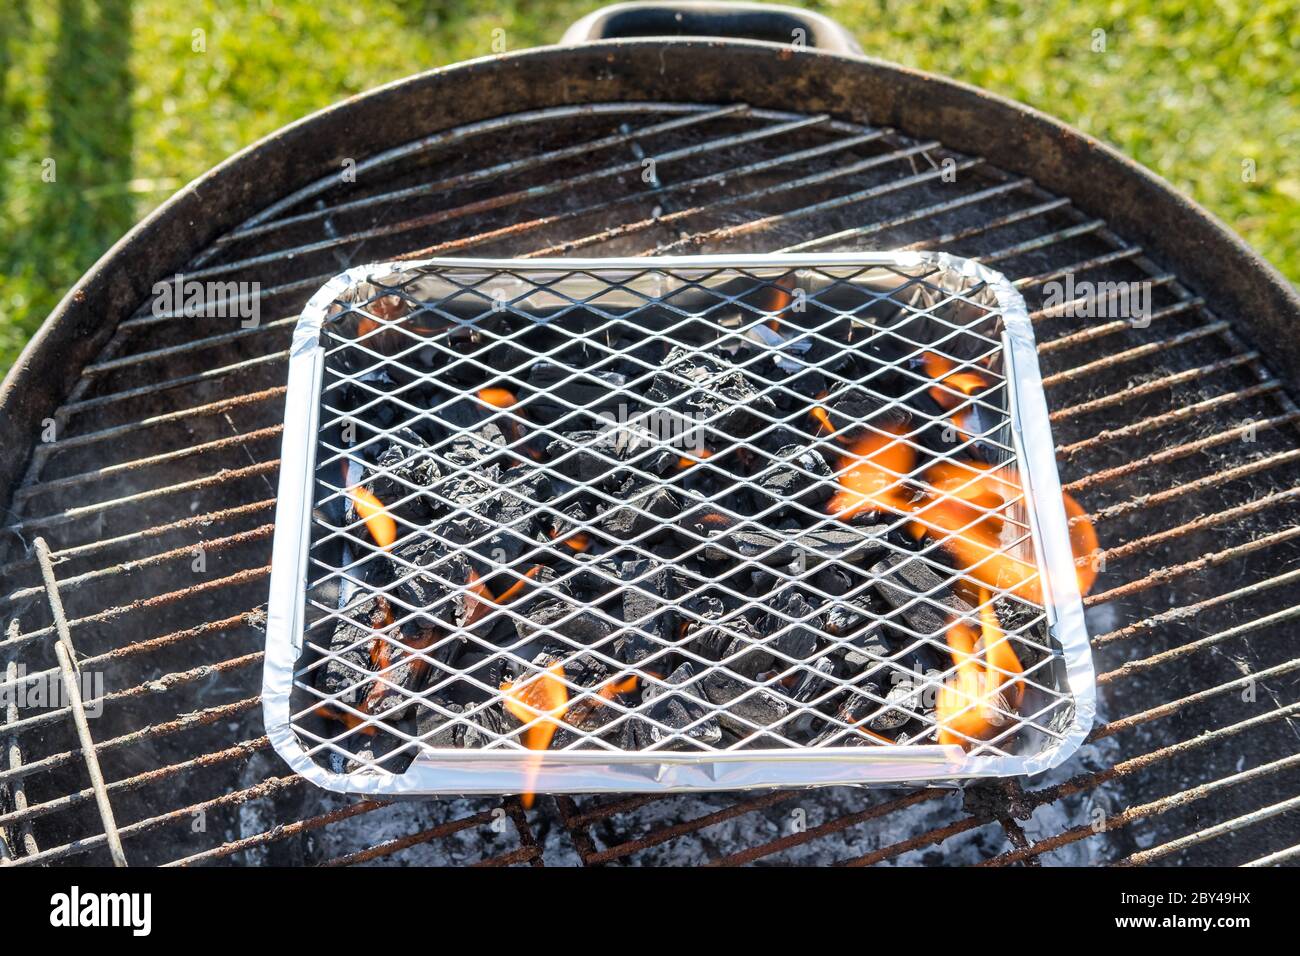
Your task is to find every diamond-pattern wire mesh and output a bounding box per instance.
[283,258,1074,782]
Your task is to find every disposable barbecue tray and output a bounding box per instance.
[263,253,1094,797]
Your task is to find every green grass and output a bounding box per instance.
[2,0,1295,374]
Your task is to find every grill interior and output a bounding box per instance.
[2,101,1298,866]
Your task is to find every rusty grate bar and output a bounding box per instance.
[2,651,39,859]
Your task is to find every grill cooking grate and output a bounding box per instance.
[1,100,1297,866]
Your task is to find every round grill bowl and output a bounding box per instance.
[2,32,1298,867]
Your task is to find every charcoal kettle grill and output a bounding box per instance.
[1,2,1298,866]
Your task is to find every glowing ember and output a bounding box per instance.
[349,486,397,549]
[314,706,376,735]
[362,631,437,714]
[677,448,713,470]
[500,663,569,809]
[476,387,517,409]
[825,422,916,520]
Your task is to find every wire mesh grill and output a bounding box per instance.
[263,252,1092,794]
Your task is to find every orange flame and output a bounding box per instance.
[919,351,993,411]
[907,461,1098,602]
[979,587,1023,710]
[597,674,639,702]
[936,593,1022,748]
[463,569,495,627]
[825,422,916,520]
[551,529,590,552]
[809,404,842,442]
[501,663,569,809]
[1063,491,1100,597]
[349,486,397,549]
[492,565,543,605]
[766,275,795,331]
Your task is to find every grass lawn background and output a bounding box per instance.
[1,0,1295,374]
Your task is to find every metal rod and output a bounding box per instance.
[2,652,39,859]
[1097,603,1300,684]
[1064,412,1300,494]
[1059,380,1280,459]
[1089,449,1300,524]
[1042,321,1229,388]
[1093,566,1300,648]
[1117,793,1300,866]
[1049,352,1259,422]
[33,538,128,867]
[1086,524,1300,606]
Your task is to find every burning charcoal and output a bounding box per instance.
[430,462,500,514]
[810,688,886,746]
[316,595,393,710]
[870,665,938,732]
[461,704,520,749]
[361,625,460,722]
[765,590,820,662]
[645,346,776,440]
[434,397,508,467]
[548,498,594,547]
[616,559,693,660]
[700,670,790,737]
[611,714,655,751]
[483,467,550,528]
[525,361,629,425]
[366,427,443,524]
[824,589,885,639]
[801,523,891,563]
[415,699,464,748]
[598,477,679,539]
[721,616,775,678]
[815,386,911,439]
[681,598,732,659]
[870,552,972,639]
[545,430,624,483]
[814,564,855,597]
[515,593,616,646]
[833,621,894,679]
[437,650,506,705]
[754,444,834,510]
[786,656,836,706]
[563,671,639,732]
[390,539,487,634]
[643,662,721,748]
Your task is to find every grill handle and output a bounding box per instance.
[562,1,863,56]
